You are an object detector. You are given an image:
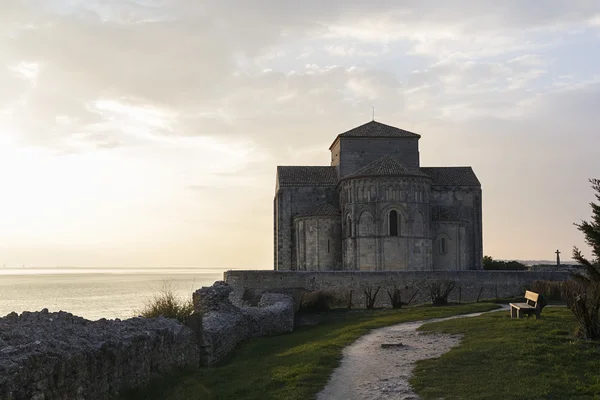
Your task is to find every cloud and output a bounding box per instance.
[2,0,599,154]
[1,0,600,267]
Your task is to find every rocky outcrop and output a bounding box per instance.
[0,309,199,400]
[193,282,294,366]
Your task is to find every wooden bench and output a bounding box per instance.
[510,290,545,319]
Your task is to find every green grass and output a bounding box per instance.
[411,307,600,400]
[121,303,499,400]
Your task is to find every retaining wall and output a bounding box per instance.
[225,270,572,308]
[193,282,294,366]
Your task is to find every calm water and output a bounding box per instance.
[0,267,226,320]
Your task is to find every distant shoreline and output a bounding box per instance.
[0,267,229,276]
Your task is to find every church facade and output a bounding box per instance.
[274,121,483,271]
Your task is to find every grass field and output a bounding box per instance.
[412,307,600,400]
[121,303,499,400]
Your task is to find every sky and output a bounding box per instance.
[0,0,599,268]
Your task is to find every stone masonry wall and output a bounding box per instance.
[340,176,433,271]
[193,282,294,366]
[225,270,571,308]
[275,185,337,271]
[295,215,342,271]
[430,186,482,270]
[337,137,420,177]
[0,310,199,400]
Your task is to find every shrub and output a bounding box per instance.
[564,178,600,340]
[531,280,564,302]
[137,282,194,323]
[299,290,330,313]
[562,281,600,339]
[386,285,422,309]
[387,287,403,308]
[428,281,456,306]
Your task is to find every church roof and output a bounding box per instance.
[345,155,430,179]
[295,202,340,218]
[421,167,481,186]
[277,166,337,187]
[339,121,421,138]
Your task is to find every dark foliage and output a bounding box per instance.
[428,281,456,306]
[530,280,564,302]
[563,178,600,339]
[483,256,528,271]
[386,285,421,308]
[299,290,330,313]
[561,281,600,339]
[387,287,403,308]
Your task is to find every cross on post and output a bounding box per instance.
[555,249,561,266]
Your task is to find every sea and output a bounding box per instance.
[0,267,227,320]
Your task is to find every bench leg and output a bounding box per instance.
[510,307,516,319]
[517,309,521,319]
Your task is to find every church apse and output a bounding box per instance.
[275,120,483,271]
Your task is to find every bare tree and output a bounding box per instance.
[364,286,380,309]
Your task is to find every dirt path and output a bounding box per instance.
[317,306,508,400]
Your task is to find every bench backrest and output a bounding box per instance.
[525,290,539,307]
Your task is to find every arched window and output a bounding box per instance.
[389,210,399,236]
[440,237,447,254]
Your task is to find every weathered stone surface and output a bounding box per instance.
[194,283,294,366]
[274,121,484,273]
[192,280,235,314]
[0,309,199,400]
[225,270,572,308]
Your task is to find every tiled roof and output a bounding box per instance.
[421,167,481,186]
[346,155,430,179]
[296,202,340,218]
[339,121,421,138]
[277,166,338,187]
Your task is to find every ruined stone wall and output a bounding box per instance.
[0,310,199,400]
[225,270,571,308]
[193,282,294,366]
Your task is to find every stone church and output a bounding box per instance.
[274,120,483,271]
